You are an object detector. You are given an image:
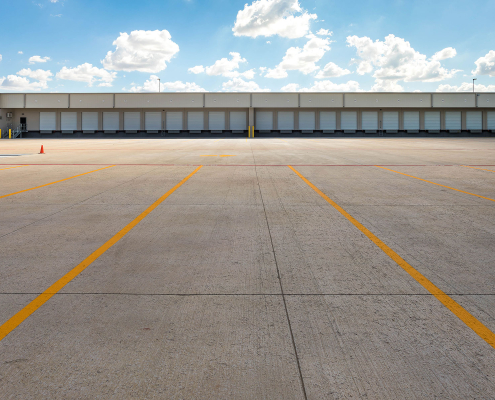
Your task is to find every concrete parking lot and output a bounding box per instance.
[1,138,495,399]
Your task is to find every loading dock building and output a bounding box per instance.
[0,92,494,137]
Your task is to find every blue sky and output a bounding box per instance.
[1,0,494,93]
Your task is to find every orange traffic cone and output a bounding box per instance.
[39,145,45,154]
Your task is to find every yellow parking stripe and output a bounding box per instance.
[376,166,495,203]
[0,166,115,200]
[0,165,27,171]
[289,165,495,349]
[0,165,202,341]
[462,165,495,173]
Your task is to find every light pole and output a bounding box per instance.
[158,78,161,93]
[473,78,477,93]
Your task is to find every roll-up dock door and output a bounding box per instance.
[466,111,482,132]
[424,111,440,132]
[361,111,378,132]
[61,112,77,133]
[278,112,294,131]
[40,112,56,132]
[383,111,399,132]
[145,112,161,132]
[209,112,225,131]
[445,111,461,132]
[124,112,140,132]
[103,112,119,132]
[166,112,183,131]
[188,112,204,132]
[299,112,315,131]
[82,112,98,132]
[488,112,495,131]
[230,112,247,131]
[256,112,273,131]
[341,112,357,132]
[320,112,336,132]
[403,112,420,132]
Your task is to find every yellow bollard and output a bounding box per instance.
[0,129,2,139]
[248,126,251,138]
[9,129,11,139]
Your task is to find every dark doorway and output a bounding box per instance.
[20,117,27,132]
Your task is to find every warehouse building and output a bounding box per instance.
[0,92,494,137]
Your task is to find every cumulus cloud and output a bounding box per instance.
[29,55,51,64]
[437,82,495,92]
[347,34,460,90]
[18,51,23,55]
[102,30,179,73]
[232,0,316,39]
[127,75,205,92]
[189,52,255,79]
[188,65,205,74]
[281,80,361,92]
[472,50,495,77]
[56,63,117,87]
[370,79,404,92]
[17,68,53,83]
[265,35,331,78]
[0,75,48,91]
[222,77,270,92]
[316,29,333,36]
[0,54,2,62]
[315,62,351,79]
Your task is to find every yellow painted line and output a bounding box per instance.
[0,166,202,341]
[0,166,115,200]
[376,166,495,203]
[219,155,236,157]
[289,165,495,349]
[462,165,495,173]
[0,165,27,171]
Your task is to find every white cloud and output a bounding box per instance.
[232,0,317,39]
[56,63,116,87]
[472,50,495,77]
[265,35,331,78]
[29,55,51,64]
[0,54,2,62]
[188,65,205,74]
[102,30,179,73]
[316,29,333,36]
[17,68,53,83]
[190,52,255,79]
[18,51,23,55]
[222,77,270,92]
[370,79,404,92]
[437,82,495,92]
[432,47,457,61]
[0,75,48,91]
[315,62,351,78]
[281,80,361,92]
[128,75,205,92]
[347,34,460,92]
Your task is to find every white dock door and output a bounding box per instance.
[403,112,420,131]
[103,112,119,131]
[61,112,77,131]
[40,112,56,131]
[445,111,461,131]
[124,112,140,131]
[256,112,273,130]
[424,112,440,131]
[188,112,204,130]
[319,112,336,130]
[230,112,247,131]
[383,111,399,130]
[277,112,294,130]
[166,112,183,130]
[361,112,378,130]
[145,112,161,131]
[466,112,482,130]
[341,112,357,130]
[82,112,98,131]
[488,112,495,130]
[209,112,225,130]
[299,112,315,130]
